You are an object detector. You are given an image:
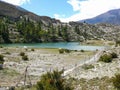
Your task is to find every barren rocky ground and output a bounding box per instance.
[0,47,95,87]
[0,44,120,90]
[69,46,120,90]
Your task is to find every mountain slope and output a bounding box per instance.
[0,1,120,43]
[80,9,120,25]
[0,1,29,19]
[0,1,60,24]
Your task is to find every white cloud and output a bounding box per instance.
[67,0,81,11]
[54,14,65,19]
[1,0,30,5]
[55,0,120,22]
[54,14,61,19]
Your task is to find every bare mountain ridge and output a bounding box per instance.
[0,1,60,24]
[0,1,29,19]
[80,9,120,25]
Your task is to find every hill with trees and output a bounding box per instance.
[0,1,120,43]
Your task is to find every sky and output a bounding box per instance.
[1,0,120,22]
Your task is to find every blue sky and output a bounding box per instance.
[21,0,74,18]
[1,0,120,22]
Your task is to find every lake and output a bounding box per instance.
[0,42,105,51]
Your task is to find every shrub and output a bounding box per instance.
[0,46,3,48]
[74,50,78,52]
[112,74,120,90]
[64,49,71,53]
[59,48,64,54]
[36,70,73,90]
[115,40,120,47]
[0,54,4,69]
[81,49,84,52]
[22,55,28,61]
[111,52,117,58]
[20,52,25,56]
[5,52,10,55]
[31,48,35,51]
[82,64,94,70]
[99,54,112,63]
[0,54,4,64]
[59,49,71,54]
[9,86,15,90]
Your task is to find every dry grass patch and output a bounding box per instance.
[69,76,115,90]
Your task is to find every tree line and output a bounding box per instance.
[0,17,71,43]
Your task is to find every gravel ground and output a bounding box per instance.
[1,46,119,89]
[0,47,94,86]
[68,47,120,79]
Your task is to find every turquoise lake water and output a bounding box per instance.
[0,42,105,51]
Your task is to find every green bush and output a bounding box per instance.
[0,54,4,69]
[74,50,78,52]
[0,54,4,64]
[112,74,120,90]
[20,52,25,56]
[115,40,120,47]
[36,70,73,90]
[81,49,84,52]
[59,49,71,54]
[64,49,71,53]
[0,46,3,48]
[59,49,64,54]
[31,48,35,51]
[82,64,94,70]
[5,52,10,55]
[111,52,117,58]
[22,55,28,61]
[99,54,112,63]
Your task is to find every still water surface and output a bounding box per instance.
[0,42,105,51]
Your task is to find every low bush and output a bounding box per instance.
[5,52,10,55]
[0,54,4,64]
[59,48,64,54]
[36,70,73,90]
[81,49,84,52]
[115,40,120,47]
[31,48,35,51]
[0,46,3,48]
[99,54,112,63]
[22,55,28,61]
[64,49,71,53]
[112,74,120,90]
[0,54,4,69]
[20,52,25,56]
[111,52,117,58]
[74,50,78,52]
[59,48,71,54]
[82,64,94,70]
